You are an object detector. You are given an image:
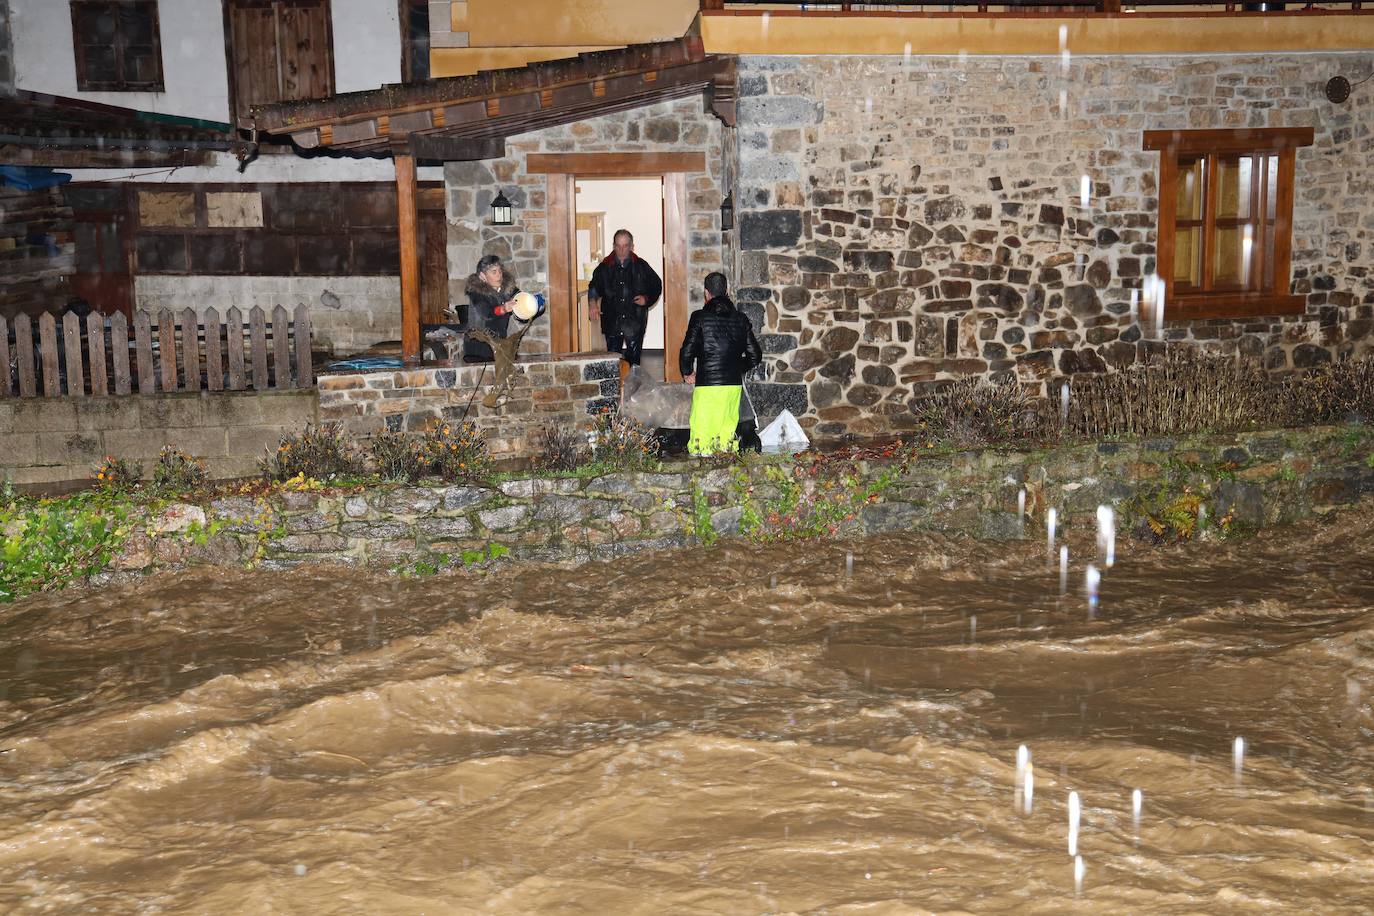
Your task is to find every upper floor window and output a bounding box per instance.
[225,0,335,123]
[71,0,164,92]
[399,0,430,83]
[1145,127,1314,320]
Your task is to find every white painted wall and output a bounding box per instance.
[67,152,445,184]
[9,0,400,121]
[575,178,666,350]
[137,275,403,355]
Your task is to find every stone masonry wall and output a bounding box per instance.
[0,389,319,486]
[444,97,727,355]
[101,425,1374,578]
[317,353,620,457]
[734,53,1374,440]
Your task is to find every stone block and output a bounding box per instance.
[7,399,77,433]
[479,505,531,530]
[739,210,802,251]
[418,517,474,538]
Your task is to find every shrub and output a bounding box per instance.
[911,378,1049,447]
[260,423,360,482]
[1280,359,1374,425]
[537,425,588,473]
[369,430,428,483]
[589,413,661,472]
[92,456,143,491]
[152,446,207,493]
[1,485,131,603]
[422,421,492,482]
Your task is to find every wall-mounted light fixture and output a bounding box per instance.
[720,192,735,232]
[490,189,513,226]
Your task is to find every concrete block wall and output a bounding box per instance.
[0,390,319,486]
[135,276,405,357]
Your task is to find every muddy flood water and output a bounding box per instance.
[3,508,1374,914]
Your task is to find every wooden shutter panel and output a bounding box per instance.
[229,2,283,122]
[277,0,334,103]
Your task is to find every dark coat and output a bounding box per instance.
[678,296,763,387]
[462,267,519,362]
[588,253,662,338]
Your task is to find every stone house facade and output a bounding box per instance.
[444,97,727,354]
[730,52,1374,440]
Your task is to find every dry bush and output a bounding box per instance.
[538,426,588,473]
[911,378,1052,447]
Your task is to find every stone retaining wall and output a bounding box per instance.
[317,353,621,457]
[108,426,1374,577]
[0,389,318,486]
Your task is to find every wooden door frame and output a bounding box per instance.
[537,152,704,383]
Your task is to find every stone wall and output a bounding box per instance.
[317,353,620,457]
[0,389,319,486]
[444,97,727,354]
[733,52,1374,440]
[98,425,1374,577]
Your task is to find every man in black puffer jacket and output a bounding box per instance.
[679,272,763,456]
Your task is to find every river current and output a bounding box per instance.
[2,507,1373,913]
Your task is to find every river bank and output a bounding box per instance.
[4,424,1373,601]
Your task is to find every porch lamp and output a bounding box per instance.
[490,189,514,226]
[720,192,735,232]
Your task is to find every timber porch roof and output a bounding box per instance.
[0,91,250,168]
[240,38,735,161]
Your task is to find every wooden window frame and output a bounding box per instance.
[70,0,165,92]
[222,0,336,125]
[1146,127,1313,321]
[398,0,430,83]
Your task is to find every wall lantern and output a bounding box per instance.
[720,192,735,232]
[491,189,514,226]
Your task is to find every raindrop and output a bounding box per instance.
[1080,174,1091,211]
[1017,487,1026,519]
[1233,736,1246,780]
[865,872,872,880]
[1131,788,1143,829]
[903,42,912,65]
[1067,790,1081,856]
[845,551,854,576]
[1059,89,1068,119]
[1073,854,1085,895]
[1059,546,1069,596]
[1023,762,1034,814]
[1047,507,1058,555]
[970,615,977,641]
[1059,23,1069,51]
[1061,48,1071,78]
[1096,505,1115,568]
[294,864,307,877]
[1085,565,1101,615]
[1060,383,1071,423]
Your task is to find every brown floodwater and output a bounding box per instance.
[2,508,1373,914]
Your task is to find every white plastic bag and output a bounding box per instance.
[759,409,809,454]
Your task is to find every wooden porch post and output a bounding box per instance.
[395,145,422,364]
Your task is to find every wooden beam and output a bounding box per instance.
[663,171,689,384]
[547,173,576,355]
[0,145,215,168]
[1142,126,1315,152]
[395,148,422,364]
[526,152,708,176]
[408,133,506,161]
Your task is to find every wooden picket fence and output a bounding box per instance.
[0,305,313,398]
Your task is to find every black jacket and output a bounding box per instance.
[462,268,520,362]
[679,296,763,387]
[588,253,662,338]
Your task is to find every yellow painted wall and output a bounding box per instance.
[432,46,618,78]
[431,0,699,77]
[700,11,1374,57]
[462,0,697,47]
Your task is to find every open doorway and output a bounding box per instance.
[574,177,666,379]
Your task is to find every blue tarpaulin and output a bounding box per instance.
[0,166,72,191]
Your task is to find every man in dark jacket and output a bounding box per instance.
[679,272,763,456]
[588,229,663,372]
